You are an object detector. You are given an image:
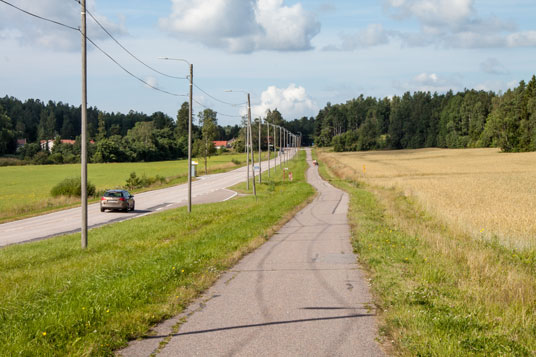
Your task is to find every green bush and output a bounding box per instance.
[231,158,241,165]
[125,172,168,190]
[50,177,96,198]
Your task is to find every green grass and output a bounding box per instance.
[316,150,536,356]
[0,150,313,356]
[0,152,274,223]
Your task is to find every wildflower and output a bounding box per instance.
[82,307,85,310]
[106,309,109,313]
[172,266,176,270]
[42,332,47,336]
[181,269,184,273]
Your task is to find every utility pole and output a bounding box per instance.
[80,0,88,249]
[247,93,256,197]
[187,63,193,212]
[267,119,270,178]
[258,118,262,183]
[246,114,250,190]
[159,57,193,212]
[279,126,282,170]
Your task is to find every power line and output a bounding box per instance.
[0,0,79,30]
[85,35,186,98]
[193,83,246,107]
[0,0,184,97]
[193,99,244,118]
[71,0,187,80]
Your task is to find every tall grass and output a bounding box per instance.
[316,149,536,356]
[0,150,313,356]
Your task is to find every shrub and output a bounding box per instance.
[231,158,241,165]
[51,177,96,198]
[125,172,142,190]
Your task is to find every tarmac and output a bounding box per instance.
[118,148,384,356]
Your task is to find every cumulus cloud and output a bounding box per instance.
[480,58,509,75]
[159,0,320,53]
[335,24,390,51]
[0,0,126,51]
[251,84,317,119]
[394,72,461,93]
[325,0,536,51]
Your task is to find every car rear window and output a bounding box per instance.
[104,191,123,198]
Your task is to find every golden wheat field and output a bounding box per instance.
[319,148,536,249]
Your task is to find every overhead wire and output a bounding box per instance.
[193,99,244,118]
[71,0,187,80]
[84,36,187,98]
[1,0,251,116]
[0,0,78,30]
[0,0,186,98]
[193,84,246,107]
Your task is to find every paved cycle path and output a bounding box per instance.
[120,148,384,356]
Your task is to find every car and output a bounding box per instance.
[100,189,135,212]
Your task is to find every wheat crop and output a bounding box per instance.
[319,148,536,249]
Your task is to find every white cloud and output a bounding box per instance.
[337,24,390,50]
[376,0,535,49]
[480,58,509,75]
[394,72,460,93]
[0,0,126,51]
[145,76,158,89]
[159,0,320,53]
[251,84,317,119]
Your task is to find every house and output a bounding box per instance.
[213,140,230,150]
[40,139,94,151]
[16,139,27,149]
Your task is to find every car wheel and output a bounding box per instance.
[131,203,135,211]
[100,207,105,212]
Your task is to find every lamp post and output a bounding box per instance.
[80,0,88,248]
[258,117,262,183]
[225,90,256,198]
[267,119,270,178]
[158,57,193,213]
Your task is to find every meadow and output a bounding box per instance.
[318,148,536,249]
[0,151,314,356]
[0,152,259,223]
[316,148,536,355]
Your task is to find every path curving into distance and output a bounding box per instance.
[0,151,295,247]
[119,148,384,357]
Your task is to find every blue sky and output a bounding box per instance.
[1,0,535,125]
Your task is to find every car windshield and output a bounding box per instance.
[104,191,123,198]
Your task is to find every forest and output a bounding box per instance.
[0,98,241,164]
[314,75,536,153]
[1,75,535,165]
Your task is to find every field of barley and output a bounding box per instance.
[319,148,536,249]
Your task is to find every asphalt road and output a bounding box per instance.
[118,148,384,357]
[0,152,294,247]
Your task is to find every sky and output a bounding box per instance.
[1,0,536,126]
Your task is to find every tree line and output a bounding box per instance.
[314,75,536,153]
[0,97,240,164]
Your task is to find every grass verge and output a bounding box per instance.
[0,150,313,356]
[315,150,536,356]
[0,152,274,224]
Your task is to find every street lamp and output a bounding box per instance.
[158,57,193,213]
[225,90,256,198]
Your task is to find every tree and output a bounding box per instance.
[0,105,15,155]
[175,102,189,139]
[198,109,218,174]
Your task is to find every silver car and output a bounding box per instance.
[100,189,135,212]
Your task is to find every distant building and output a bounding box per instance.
[40,139,94,151]
[213,140,230,150]
[16,139,27,149]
